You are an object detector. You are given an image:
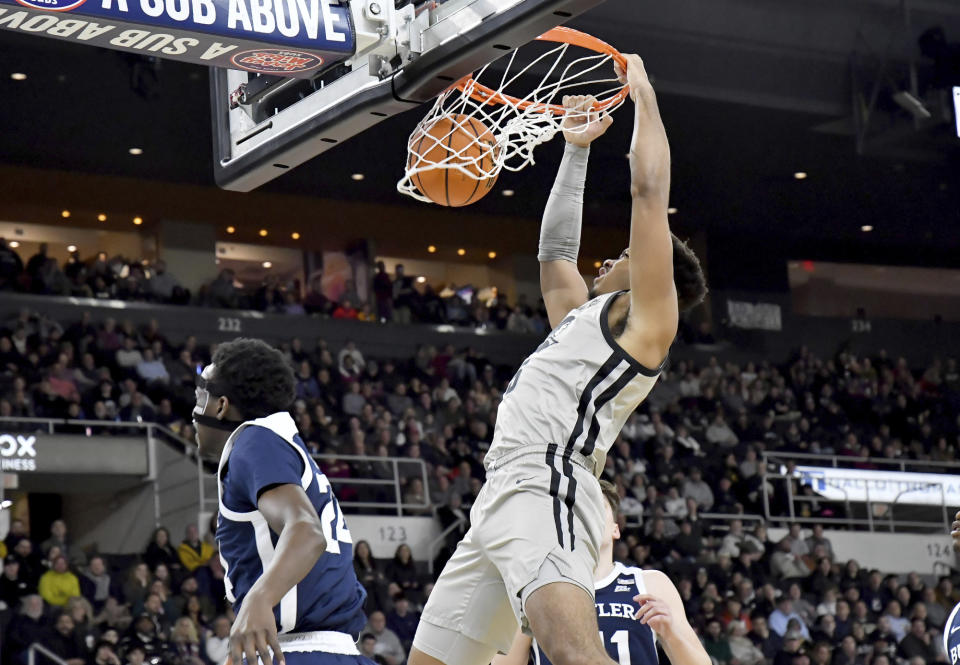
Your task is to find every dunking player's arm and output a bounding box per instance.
[615,55,679,370]
[538,96,612,328]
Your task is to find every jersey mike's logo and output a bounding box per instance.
[230,48,323,74]
[14,0,88,11]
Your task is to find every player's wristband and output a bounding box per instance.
[538,143,589,264]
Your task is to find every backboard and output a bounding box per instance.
[210,0,610,191]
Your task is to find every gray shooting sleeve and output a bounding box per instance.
[537,142,590,263]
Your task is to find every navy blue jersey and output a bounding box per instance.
[217,412,367,636]
[945,601,960,664]
[533,562,658,665]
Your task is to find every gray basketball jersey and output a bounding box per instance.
[487,290,663,476]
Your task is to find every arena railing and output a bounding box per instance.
[311,453,432,517]
[761,451,959,533]
[0,417,431,524]
[27,642,69,665]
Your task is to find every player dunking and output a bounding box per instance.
[493,480,710,665]
[192,339,374,665]
[409,56,707,665]
[944,510,960,663]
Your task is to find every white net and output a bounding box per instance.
[397,29,628,204]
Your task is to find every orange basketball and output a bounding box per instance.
[408,114,499,206]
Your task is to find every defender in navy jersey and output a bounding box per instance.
[945,510,960,664]
[192,338,373,665]
[493,482,709,665]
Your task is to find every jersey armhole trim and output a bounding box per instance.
[600,291,667,378]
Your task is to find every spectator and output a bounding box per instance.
[359,634,381,664]
[770,597,811,640]
[772,538,812,581]
[177,524,213,573]
[805,524,834,561]
[169,617,205,665]
[80,555,113,610]
[42,611,88,665]
[773,630,806,665]
[384,544,421,603]
[703,618,736,665]
[144,527,180,573]
[120,614,169,662]
[124,563,152,610]
[136,349,169,384]
[39,555,81,607]
[363,611,405,665]
[41,519,70,559]
[682,467,715,511]
[1,554,34,606]
[386,595,420,652]
[6,594,48,662]
[881,600,909,642]
[122,643,147,665]
[91,640,122,665]
[749,613,783,661]
[897,618,937,662]
[728,620,766,665]
[116,337,145,371]
[373,262,394,322]
[0,237,24,290]
[205,616,232,664]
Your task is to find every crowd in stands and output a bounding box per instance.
[2,307,960,665]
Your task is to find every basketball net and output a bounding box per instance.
[396,27,629,204]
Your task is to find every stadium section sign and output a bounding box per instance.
[792,465,960,506]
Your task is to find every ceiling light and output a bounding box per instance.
[291,232,300,240]
[457,248,465,256]
[262,261,272,268]
[351,173,365,181]
[9,241,19,248]
[67,245,77,253]
[427,245,436,253]
[861,225,873,232]
[667,207,678,214]
[128,147,143,156]
[793,172,807,180]
[416,276,426,283]
[97,213,107,222]
[133,217,143,225]
[488,251,497,259]
[259,229,268,237]
[226,226,236,234]
[10,73,26,81]
[502,190,514,197]
[61,210,70,218]
[594,261,602,268]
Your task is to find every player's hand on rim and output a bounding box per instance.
[614,54,654,103]
[228,589,285,665]
[561,95,613,148]
[633,593,676,638]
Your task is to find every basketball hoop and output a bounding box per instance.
[397,27,629,205]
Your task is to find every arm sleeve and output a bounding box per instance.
[228,428,305,507]
[538,143,590,263]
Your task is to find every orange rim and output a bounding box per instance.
[455,26,629,114]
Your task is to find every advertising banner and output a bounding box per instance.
[793,465,960,507]
[0,0,355,77]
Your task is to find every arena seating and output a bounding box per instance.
[1,308,958,665]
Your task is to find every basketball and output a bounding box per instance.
[408,114,499,207]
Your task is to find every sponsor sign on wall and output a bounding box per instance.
[0,0,354,77]
[791,465,960,507]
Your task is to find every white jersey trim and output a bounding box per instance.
[216,411,312,634]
